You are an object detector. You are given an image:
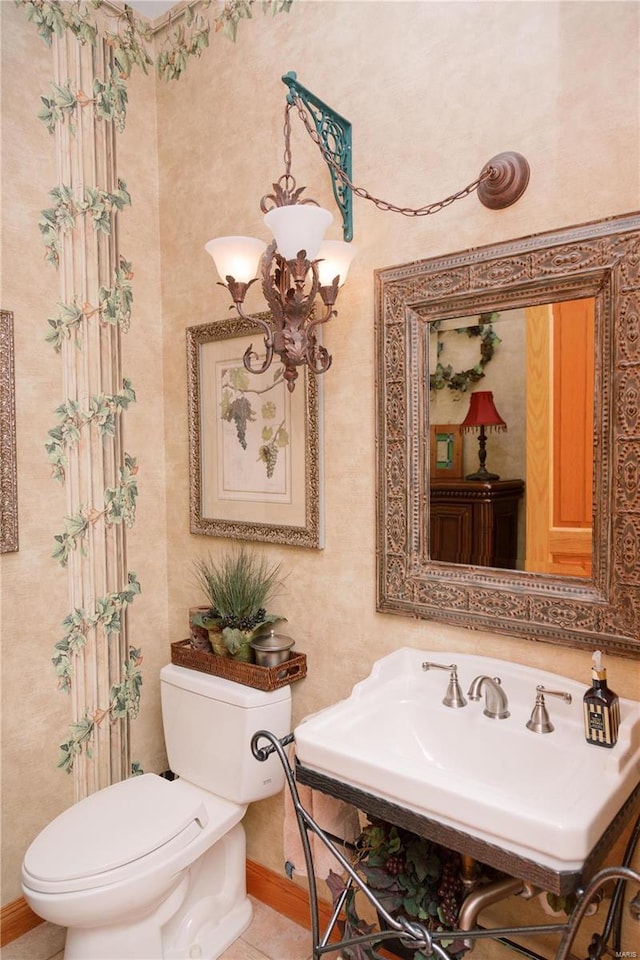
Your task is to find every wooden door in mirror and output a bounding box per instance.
[375,212,640,658]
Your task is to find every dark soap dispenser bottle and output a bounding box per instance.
[583,650,620,748]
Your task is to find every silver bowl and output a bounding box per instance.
[251,629,295,668]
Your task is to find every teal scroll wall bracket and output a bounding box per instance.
[281,71,353,243]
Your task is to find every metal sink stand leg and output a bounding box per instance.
[251,731,640,960]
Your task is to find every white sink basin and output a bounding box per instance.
[294,649,640,872]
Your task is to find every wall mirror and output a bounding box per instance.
[427,298,594,576]
[375,212,640,658]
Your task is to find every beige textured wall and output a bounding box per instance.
[0,1,168,904]
[1,1,74,903]
[2,1,639,945]
[154,0,640,877]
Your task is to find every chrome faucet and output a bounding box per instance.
[422,661,467,708]
[467,675,510,719]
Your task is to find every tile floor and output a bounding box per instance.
[1,898,335,960]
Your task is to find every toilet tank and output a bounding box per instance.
[160,663,292,804]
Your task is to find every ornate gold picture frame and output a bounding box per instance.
[187,315,324,548]
[1,309,18,553]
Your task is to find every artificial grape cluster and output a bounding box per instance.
[383,855,406,877]
[436,850,463,927]
[210,607,267,631]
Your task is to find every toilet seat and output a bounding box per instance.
[23,774,209,895]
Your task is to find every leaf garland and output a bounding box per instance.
[19,0,99,48]
[54,575,142,775]
[18,0,294,84]
[57,646,144,772]
[45,258,134,352]
[45,380,136,481]
[51,454,139,566]
[38,72,129,134]
[52,572,142,692]
[429,312,501,394]
[39,180,132,266]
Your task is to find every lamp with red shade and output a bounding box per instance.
[460,390,507,480]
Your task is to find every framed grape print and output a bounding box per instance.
[187,314,324,548]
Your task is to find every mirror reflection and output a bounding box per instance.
[428,298,594,577]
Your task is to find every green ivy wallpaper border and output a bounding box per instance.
[19,0,294,781]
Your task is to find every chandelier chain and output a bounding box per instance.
[288,96,493,218]
[283,104,293,181]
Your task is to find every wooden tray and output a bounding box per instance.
[170,639,307,691]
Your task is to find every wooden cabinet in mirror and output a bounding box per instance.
[375,212,640,658]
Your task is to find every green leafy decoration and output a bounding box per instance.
[52,573,141,692]
[45,380,136,481]
[157,4,211,81]
[109,647,143,719]
[57,644,143,772]
[45,299,84,352]
[52,508,90,566]
[104,454,139,528]
[430,312,501,394]
[51,454,139,563]
[214,0,293,42]
[99,257,134,330]
[38,80,79,133]
[37,72,129,135]
[326,821,470,959]
[57,713,95,773]
[19,0,295,94]
[39,181,131,265]
[19,0,98,49]
[93,69,129,131]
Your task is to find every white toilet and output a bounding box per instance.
[21,663,292,960]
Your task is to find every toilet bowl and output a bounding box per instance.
[22,664,292,959]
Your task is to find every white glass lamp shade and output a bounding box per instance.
[204,236,267,283]
[264,205,333,261]
[316,240,358,287]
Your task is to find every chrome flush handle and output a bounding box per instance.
[422,661,468,708]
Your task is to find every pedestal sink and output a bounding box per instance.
[294,649,640,872]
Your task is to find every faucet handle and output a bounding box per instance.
[422,662,467,709]
[526,684,573,734]
[536,685,572,704]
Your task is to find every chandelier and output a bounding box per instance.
[206,72,530,392]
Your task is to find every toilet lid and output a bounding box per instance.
[23,774,208,884]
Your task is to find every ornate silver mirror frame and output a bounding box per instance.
[1,309,18,554]
[375,212,640,658]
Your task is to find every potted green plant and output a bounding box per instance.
[191,546,286,662]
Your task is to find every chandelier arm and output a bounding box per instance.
[288,93,528,217]
[233,301,274,343]
[243,340,274,375]
[305,341,332,376]
[307,301,335,335]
